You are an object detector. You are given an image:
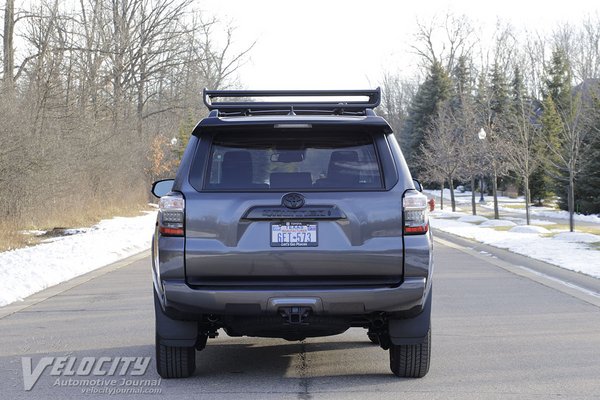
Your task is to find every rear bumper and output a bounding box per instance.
[159,277,427,316]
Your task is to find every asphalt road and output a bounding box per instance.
[1,233,599,400]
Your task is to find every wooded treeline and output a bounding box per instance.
[378,14,600,231]
[2,4,599,248]
[1,0,250,247]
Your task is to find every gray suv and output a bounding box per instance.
[151,88,433,379]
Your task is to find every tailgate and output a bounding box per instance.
[184,191,404,287]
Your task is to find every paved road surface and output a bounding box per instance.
[1,233,599,399]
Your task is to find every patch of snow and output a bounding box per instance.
[431,215,600,278]
[458,215,489,223]
[509,226,551,234]
[553,232,600,243]
[480,220,517,228]
[425,189,600,225]
[430,211,464,219]
[0,211,157,307]
[529,219,557,226]
[21,230,47,236]
[533,209,600,224]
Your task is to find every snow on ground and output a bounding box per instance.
[553,232,600,243]
[0,211,157,307]
[424,189,600,224]
[480,219,516,228]
[509,225,551,234]
[2,193,599,308]
[430,210,600,278]
[457,215,488,223]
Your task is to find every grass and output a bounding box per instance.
[497,203,527,209]
[491,226,515,232]
[547,223,600,235]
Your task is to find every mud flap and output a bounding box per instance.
[388,288,432,345]
[154,290,198,347]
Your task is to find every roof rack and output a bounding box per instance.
[203,88,381,117]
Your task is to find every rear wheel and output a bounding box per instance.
[156,334,196,378]
[389,328,431,378]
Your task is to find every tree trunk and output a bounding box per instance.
[137,80,144,136]
[524,174,531,225]
[492,168,499,219]
[471,176,476,215]
[568,171,575,232]
[439,180,444,210]
[449,176,456,212]
[3,0,15,93]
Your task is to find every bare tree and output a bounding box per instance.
[378,72,416,147]
[0,0,254,248]
[2,0,15,91]
[194,17,255,90]
[503,66,541,225]
[421,102,466,211]
[546,91,597,231]
[412,13,476,75]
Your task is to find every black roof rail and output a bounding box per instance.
[203,88,381,116]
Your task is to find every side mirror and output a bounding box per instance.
[412,178,423,192]
[151,179,175,198]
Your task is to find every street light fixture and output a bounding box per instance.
[478,128,486,204]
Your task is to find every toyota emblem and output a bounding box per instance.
[282,193,305,209]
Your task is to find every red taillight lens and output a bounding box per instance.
[403,191,429,235]
[158,194,184,237]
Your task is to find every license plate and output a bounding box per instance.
[270,222,318,247]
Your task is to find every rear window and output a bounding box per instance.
[203,131,383,191]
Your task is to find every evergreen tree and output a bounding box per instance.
[451,55,481,214]
[175,111,197,159]
[573,81,600,214]
[483,63,512,218]
[490,63,511,129]
[507,65,542,223]
[536,95,563,203]
[544,49,573,115]
[403,61,453,174]
[452,55,472,109]
[543,48,575,210]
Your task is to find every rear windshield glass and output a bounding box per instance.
[203,131,382,191]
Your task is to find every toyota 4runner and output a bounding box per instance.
[151,88,433,378]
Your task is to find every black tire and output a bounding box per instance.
[156,334,196,378]
[367,332,380,345]
[389,328,431,378]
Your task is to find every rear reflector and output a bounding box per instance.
[159,227,184,236]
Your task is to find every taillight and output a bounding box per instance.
[403,190,429,235]
[158,194,184,236]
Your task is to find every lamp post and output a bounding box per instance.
[478,128,486,204]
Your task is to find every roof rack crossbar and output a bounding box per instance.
[203,88,381,114]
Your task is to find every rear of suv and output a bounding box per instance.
[151,88,433,379]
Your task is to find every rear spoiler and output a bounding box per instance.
[203,88,381,116]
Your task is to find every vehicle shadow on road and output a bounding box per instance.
[4,339,403,399]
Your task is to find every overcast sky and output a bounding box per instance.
[201,0,600,90]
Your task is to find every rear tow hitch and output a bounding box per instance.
[279,307,311,325]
